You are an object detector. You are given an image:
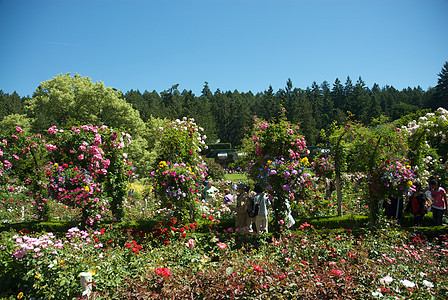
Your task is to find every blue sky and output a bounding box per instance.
[1,0,447,97]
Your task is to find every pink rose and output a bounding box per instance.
[218,242,227,250]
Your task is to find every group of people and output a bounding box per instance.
[228,182,271,233]
[201,180,272,233]
[403,177,447,226]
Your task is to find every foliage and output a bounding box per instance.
[26,73,145,136]
[203,157,224,181]
[324,116,409,223]
[152,117,208,168]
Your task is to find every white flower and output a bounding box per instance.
[380,275,393,284]
[400,279,415,288]
[371,291,383,297]
[423,280,434,288]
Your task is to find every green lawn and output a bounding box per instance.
[223,173,248,181]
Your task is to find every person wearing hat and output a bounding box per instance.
[230,182,252,228]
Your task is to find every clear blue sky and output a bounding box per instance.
[1,0,447,97]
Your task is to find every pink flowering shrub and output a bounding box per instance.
[0,124,134,225]
[0,126,50,219]
[43,125,134,225]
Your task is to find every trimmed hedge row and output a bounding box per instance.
[2,214,446,238]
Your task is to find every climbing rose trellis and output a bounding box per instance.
[239,111,310,231]
[401,107,448,184]
[0,124,134,226]
[44,125,134,225]
[151,117,208,223]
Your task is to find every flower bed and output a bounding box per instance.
[1,220,447,299]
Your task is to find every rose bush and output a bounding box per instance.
[1,221,446,299]
[150,117,208,223]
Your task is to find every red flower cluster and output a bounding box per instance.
[155,267,171,277]
[298,222,314,230]
[125,240,142,254]
[253,264,263,272]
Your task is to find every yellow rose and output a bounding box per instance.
[84,186,90,192]
[17,292,24,299]
[407,181,413,186]
[301,157,310,165]
[35,273,41,279]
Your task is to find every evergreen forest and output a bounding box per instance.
[1,62,447,148]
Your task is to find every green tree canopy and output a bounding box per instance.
[26,73,146,136]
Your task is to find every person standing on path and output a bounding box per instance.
[429,179,447,226]
[252,183,270,233]
[404,181,427,227]
[230,182,252,228]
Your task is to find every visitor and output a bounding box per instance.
[404,181,427,227]
[285,199,296,228]
[202,179,218,202]
[252,183,270,233]
[223,188,233,204]
[324,178,336,199]
[429,178,447,226]
[385,195,403,224]
[229,182,252,228]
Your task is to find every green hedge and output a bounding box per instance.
[1,214,446,238]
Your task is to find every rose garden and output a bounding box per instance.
[1,83,448,299]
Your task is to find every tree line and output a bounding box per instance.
[1,62,447,148]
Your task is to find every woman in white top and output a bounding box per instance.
[252,183,270,233]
